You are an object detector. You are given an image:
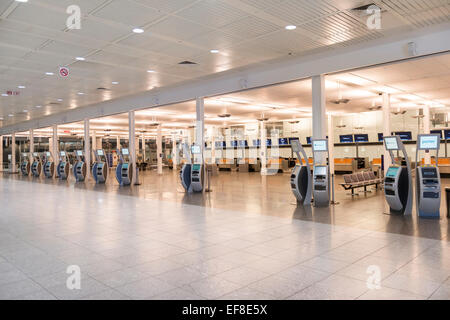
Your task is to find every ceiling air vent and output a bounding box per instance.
[258,117,270,122]
[97,87,110,91]
[178,61,197,65]
[49,102,61,105]
[351,3,378,11]
[218,113,231,118]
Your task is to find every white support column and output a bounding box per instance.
[116,136,120,150]
[423,105,431,164]
[211,127,216,163]
[312,75,327,164]
[157,124,163,175]
[84,119,91,178]
[328,113,335,174]
[52,125,58,166]
[0,135,3,172]
[141,132,145,157]
[29,129,34,162]
[11,133,16,173]
[128,111,137,184]
[196,97,205,163]
[92,130,97,152]
[260,121,267,175]
[383,93,391,174]
[172,134,178,169]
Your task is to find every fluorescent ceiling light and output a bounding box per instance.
[35,105,42,108]
[133,28,144,34]
[8,114,14,117]
[285,25,297,30]
[77,92,85,95]
[112,81,119,85]
[45,72,54,75]
[18,85,26,89]
[23,109,28,113]
[147,70,155,73]
[15,0,28,2]
[57,99,63,102]
[210,49,219,54]
[75,57,85,61]
[1,94,8,97]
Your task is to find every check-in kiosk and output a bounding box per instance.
[57,151,70,180]
[92,149,108,184]
[116,148,133,186]
[43,152,55,178]
[180,143,192,192]
[383,136,413,215]
[20,153,31,176]
[73,150,87,182]
[311,139,330,207]
[415,134,441,218]
[190,144,205,193]
[31,152,42,177]
[290,140,312,205]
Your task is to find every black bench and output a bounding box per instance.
[340,171,383,196]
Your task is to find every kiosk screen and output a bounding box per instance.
[76,151,83,156]
[422,167,438,178]
[384,137,399,150]
[122,149,129,155]
[386,167,399,178]
[191,145,201,154]
[419,135,439,150]
[60,151,66,156]
[46,152,51,157]
[97,150,104,156]
[192,164,201,171]
[312,140,328,152]
[315,166,327,176]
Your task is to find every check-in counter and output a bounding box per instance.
[238,158,261,172]
[334,158,356,173]
[421,158,450,175]
[267,158,289,173]
[218,158,237,171]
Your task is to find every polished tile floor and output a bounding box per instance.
[0,170,449,300]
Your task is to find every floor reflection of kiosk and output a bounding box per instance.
[190,144,204,193]
[116,148,133,186]
[31,152,42,177]
[415,134,441,218]
[92,149,108,184]
[43,152,55,178]
[57,151,70,180]
[73,150,87,182]
[290,140,312,205]
[383,136,413,215]
[311,139,330,207]
[180,143,192,192]
[20,153,31,176]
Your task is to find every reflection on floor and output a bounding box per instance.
[0,176,449,300]
[4,168,450,240]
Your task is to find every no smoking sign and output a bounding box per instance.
[59,67,69,78]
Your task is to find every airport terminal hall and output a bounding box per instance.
[0,0,450,304]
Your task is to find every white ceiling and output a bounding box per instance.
[1,0,449,127]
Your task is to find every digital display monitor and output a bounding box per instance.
[192,164,201,171]
[266,139,272,147]
[430,130,442,139]
[221,141,226,148]
[306,137,312,144]
[384,137,399,150]
[312,140,328,152]
[60,151,66,156]
[386,167,399,178]
[46,152,51,157]
[215,141,222,148]
[253,139,261,147]
[76,150,83,156]
[278,138,289,146]
[238,140,248,148]
[289,137,299,144]
[378,133,384,142]
[394,131,412,141]
[191,145,201,154]
[314,166,327,176]
[445,129,450,140]
[418,135,439,150]
[339,135,354,143]
[33,152,38,157]
[354,134,369,142]
[97,150,104,156]
[422,167,438,178]
[231,141,238,147]
[122,148,129,155]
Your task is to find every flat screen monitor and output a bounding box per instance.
[46,152,51,157]
[231,141,238,147]
[312,140,328,152]
[97,150,104,156]
[278,138,289,146]
[306,137,311,144]
[252,139,260,147]
[191,145,201,154]
[394,131,412,141]
[339,135,354,143]
[122,148,129,155]
[33,152,38,157]
[266,139,272,147]
[378,133,384,142]
[430,130,443,139]
[289,137,299,144]
[192,164,201,171]
[386,167,399,178]
[215,141,222,148]
[445,130,450,140]
[422,167,438,178]
[418,135,439,150]
[384,137,399,150]
[314,166,327,176]
[238,140,248,148]
[76,150,83,156]
[354,134,369,142]
[221,141,226,148]
[60,151,66,156]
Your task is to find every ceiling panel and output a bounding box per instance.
[68,19,131,42]
[40,41,95,57]
[35,0,109,13]
[6,3,67,31]
[220,15,280,39]
[266,0,339,25]
[146,15,212,41]
[133,0,198,14]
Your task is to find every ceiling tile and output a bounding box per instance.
[147,16,213,41]
[220,15,281,39]
[6,3,67,31]
[133,0,198,14]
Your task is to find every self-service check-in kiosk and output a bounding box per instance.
[57,151,70,180]
[383,136,413,215]
[311,139,330,207]
[190,144,204,193]
[290,140,312,205]
[415,134,441,218]
[73,150,87,182]
[43,152,55,178]
[180,143,192,192]
[21,153,31,176]
[116,148,133,186]
[31,152,42,177]
[92,149,108,184]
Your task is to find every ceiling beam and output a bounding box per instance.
[1,23,450,135]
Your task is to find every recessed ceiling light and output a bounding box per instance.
[285,25,297,30]
[147,70,155,73]
[0,117,3,120]
[1,94,8,97]
[23,109,28,113]
[45,72,54,76]
[35,105,42,108]
[57,99,63,102]
[15,0,28,2]
[18,85,26,89]
[8,114,14,117]
[75,57,85,61]
[210,49,219,54]
[77,92,85,95]
[112,81,119,85]
[133,28,144,34]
